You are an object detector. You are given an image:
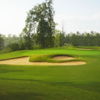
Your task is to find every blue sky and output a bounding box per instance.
[0,0,100,36]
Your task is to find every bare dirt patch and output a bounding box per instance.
[52,56,75,60]
[0,57,86,66]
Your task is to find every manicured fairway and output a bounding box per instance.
[0,48,100,100]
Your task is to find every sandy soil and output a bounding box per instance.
[0,57,86,66]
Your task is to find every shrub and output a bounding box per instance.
[8,43,19,51]
[32,45,41,50]
[0,47,12,53]
[19,43,26,50]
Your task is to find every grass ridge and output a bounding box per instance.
[29,54,83,63]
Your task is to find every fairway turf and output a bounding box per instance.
[0,48,100,100]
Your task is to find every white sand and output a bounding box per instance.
[0,57,86,66]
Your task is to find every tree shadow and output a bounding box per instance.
[0,69,24,73]
[49,81,100,93]
[0,78,41,82]
[0,92,43,100]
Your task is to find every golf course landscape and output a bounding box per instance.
[0,47,100,100]
[1,0,100,100]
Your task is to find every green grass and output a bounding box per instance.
[0,48,100,60]
[76,46,100,50]
[29,54,82,63]
[0,48,100,100]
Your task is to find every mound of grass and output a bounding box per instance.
[29,54,82,63]
[76,46,100,50]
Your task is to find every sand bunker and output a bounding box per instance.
[78,48,92,50]
[0,57,86,66]
[52,56,74,60]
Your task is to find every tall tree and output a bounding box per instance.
[59,25,66,47]
[46,0,55,47]
[22,0,55,49]
[37,0,55,48]
[22,8,37,49]
[0,34,4,50]
[37,18,49,48]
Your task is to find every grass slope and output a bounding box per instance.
[0,48,100,100]
[29,54,82,63]
[0,48,100,60]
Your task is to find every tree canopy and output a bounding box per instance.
[22,0,55,49]
[0,34,4,50]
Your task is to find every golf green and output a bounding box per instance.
[0,48,100,100]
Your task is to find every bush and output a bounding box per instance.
[19,43,26,50]
[32,45,41,50]
[0,47,12,53]
[8,43,19,51]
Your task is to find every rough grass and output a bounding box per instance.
[29,54,82,63]
[0,47,100,100]
[76,46,100,50]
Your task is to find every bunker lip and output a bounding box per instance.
[0,57,86,66]
[51,55,75,60]
[78,48,93,50]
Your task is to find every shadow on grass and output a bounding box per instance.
[49,81,100,93]
[0,69,24,73]
[0,78,41,82]
[0,77,100,93]
[0,92,43,100]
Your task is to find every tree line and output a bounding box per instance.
[57,31,100,47]
[1,31,100,52]
[0,0,100,53]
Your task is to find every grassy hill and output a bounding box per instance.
[0,48,100,100]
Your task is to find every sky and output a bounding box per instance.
[0,0,100,36]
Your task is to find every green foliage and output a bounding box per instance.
[37,19,49,48]
[23,34,33,49]
[0,47,12,53]
[8,43,19,51]
[54,31,100,47]
[0,34,4,50]
[22,0,55,49]
[19,43,26,50]
[37,18,54,48]
[67,44,74,49]
[32,45,41,50]
[59,32,66,47]
[3,34,22,47]
[66,31,100,46]
[22,5,37,49]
